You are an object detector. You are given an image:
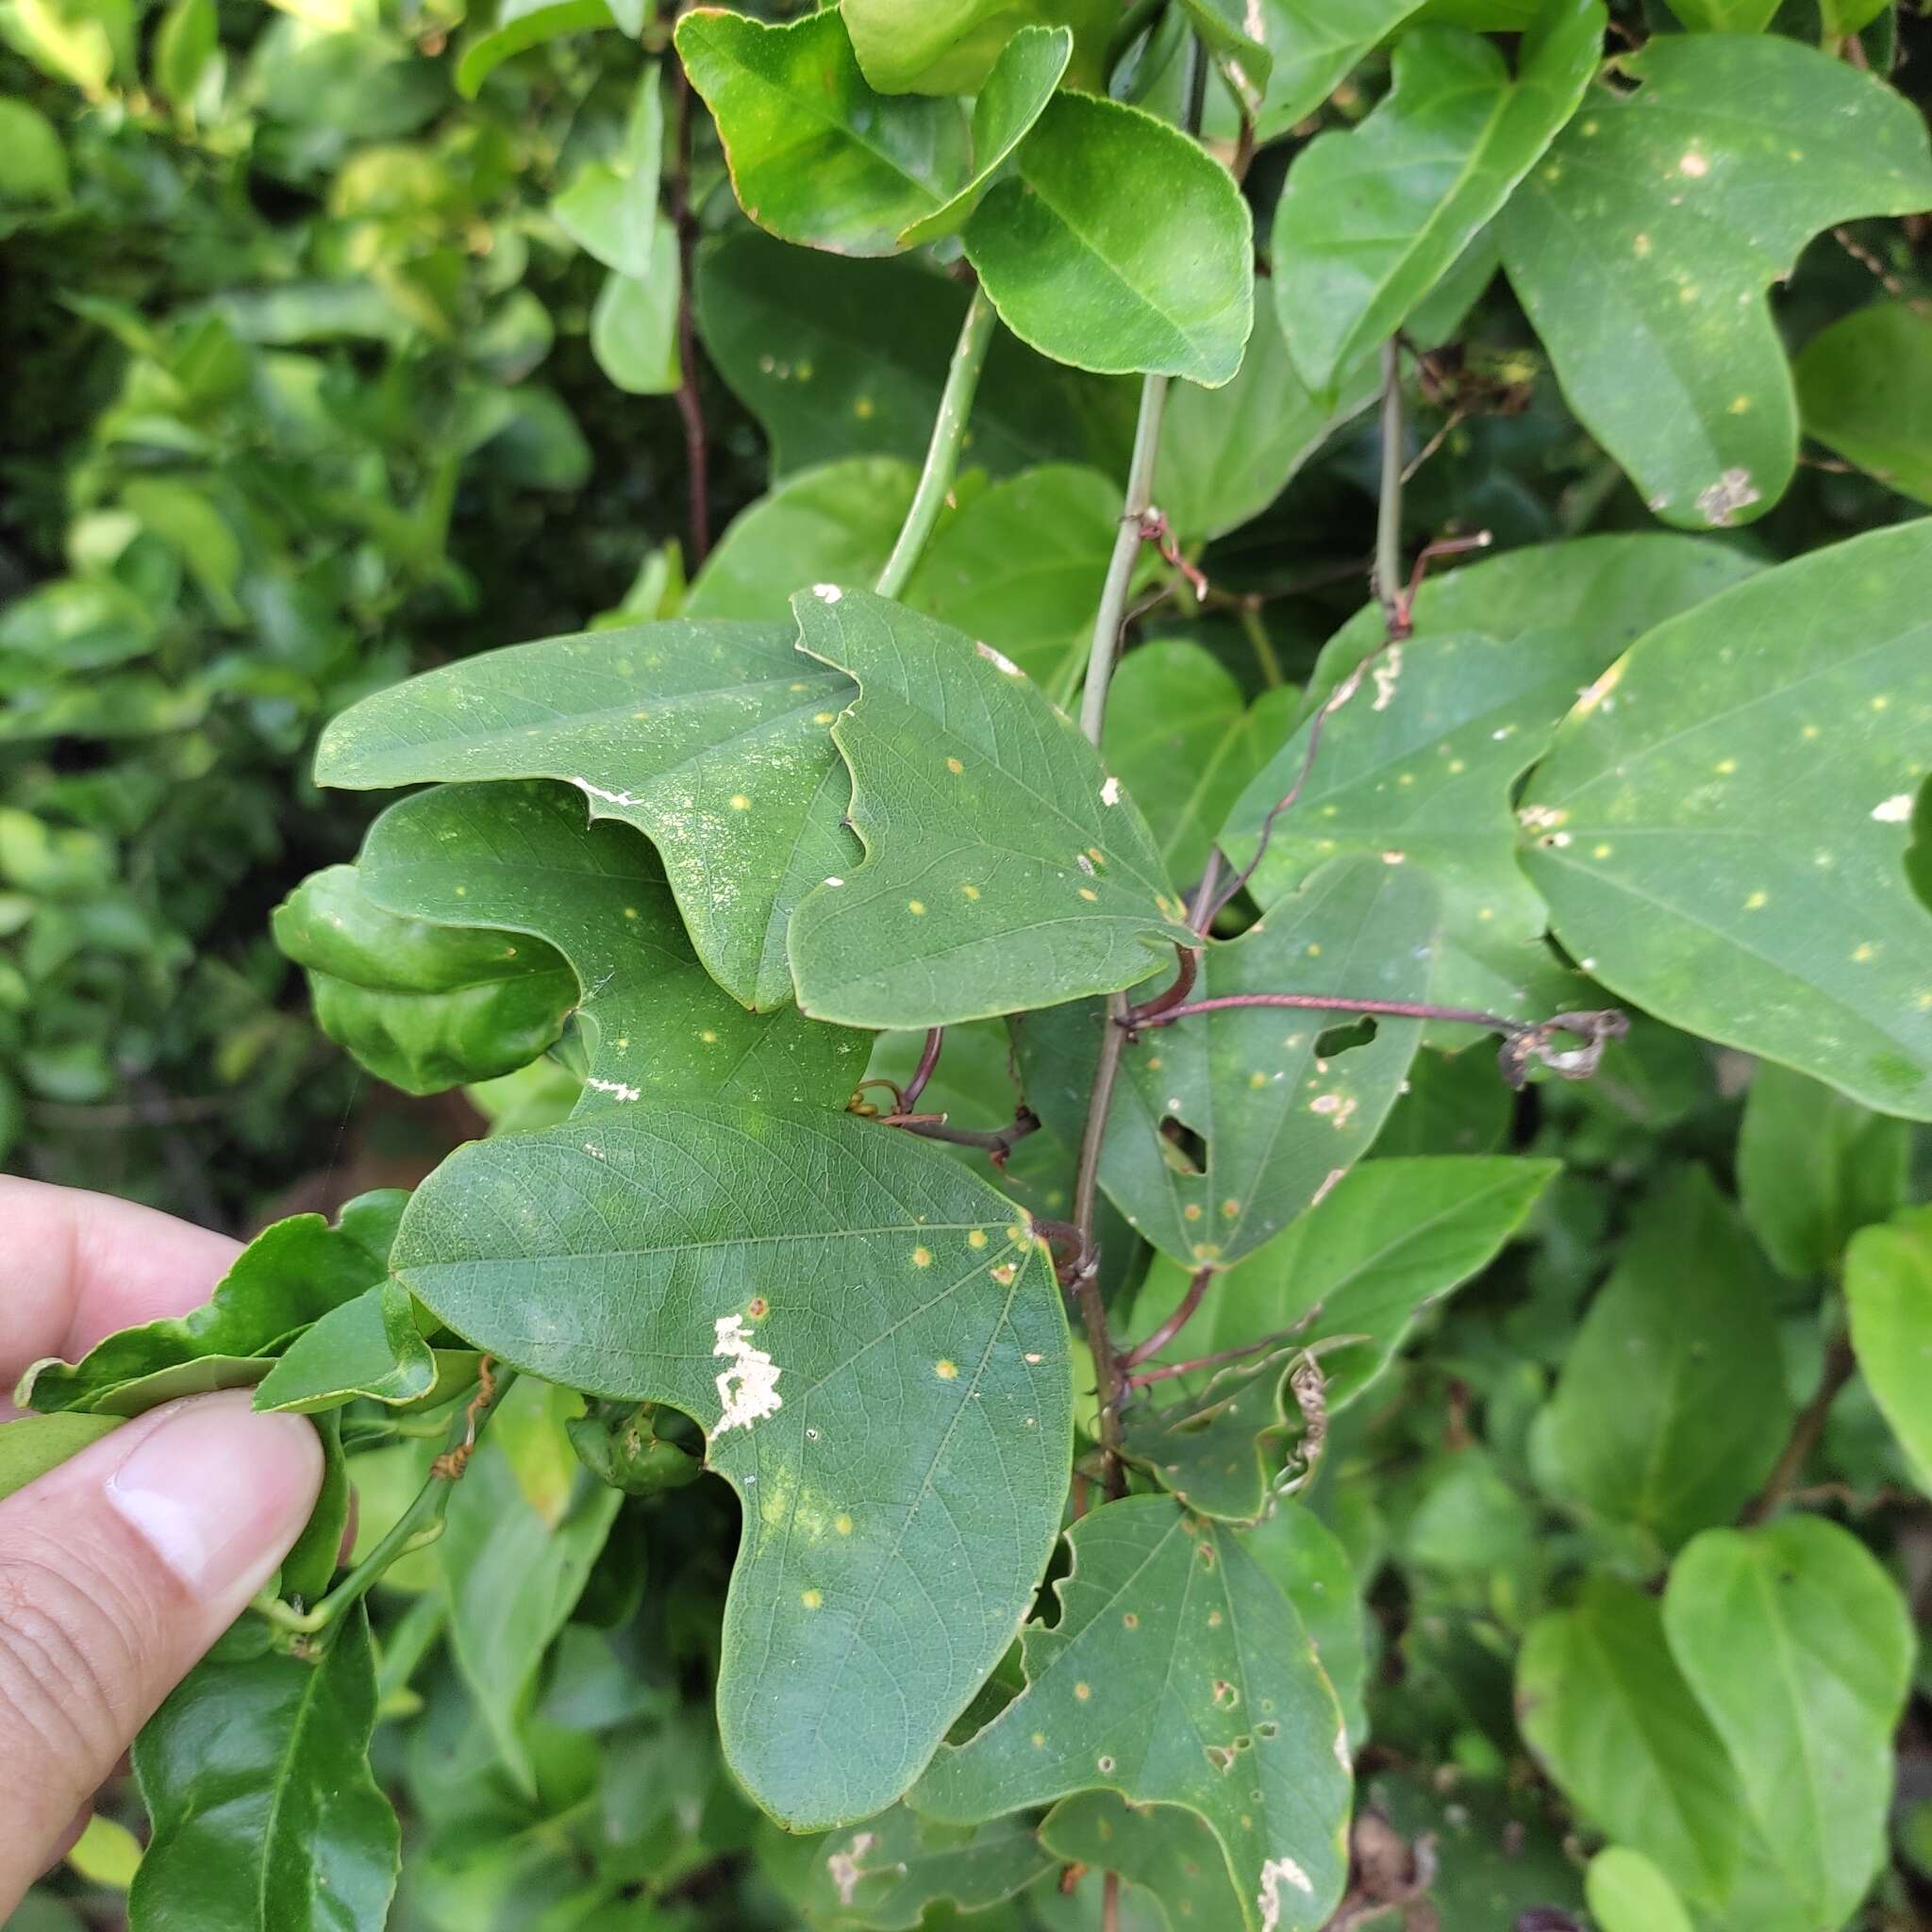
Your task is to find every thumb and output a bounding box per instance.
[0,1390,322,1903]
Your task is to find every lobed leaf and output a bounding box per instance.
[313,617,855,1014]
[914,1493,1351,1932]
[1498,35,1932,526]
[391,1100,1072,1828]
[788,589,1195,1029]
[1519,519,1932,1118]
[1040,1793,1245,1928]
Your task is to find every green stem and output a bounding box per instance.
[1077,373,1170,742]
[1237,600,1284,687]
[874,285,998,600]
[1107,0,1168,75]
[1374,338,1405,633]
[254,1365,517,1644]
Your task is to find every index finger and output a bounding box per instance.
[0,1178,241,1394]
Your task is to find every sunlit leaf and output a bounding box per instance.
[1519,520,1932,1118]
[1498,36,1932,525]
[842,0,1110,94]
[553,65,662,278]
[1587,1848,1694,1932]
[1845,1206,1932,1495]
[1795,301,1932,508]
[914,1493,1351,1932]
[788,589,1195,1029]
[590,231,680,395]
[393,1102,1072,1827]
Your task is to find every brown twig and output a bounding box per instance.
[875,1106,1041,1169]
[1123,1265,1215,1371]
[1741,1333,1857,1524]
[668,53,710,565]
[900,1027,944,1111]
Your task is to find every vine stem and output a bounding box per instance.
[669,55,710,566]
[1741,1333,1857,1524]
[875,286,998,598]
[1122,1265,1214,1371]
[1078,372,1171,743]
[1374,338,1406,636]
[253,1363,517,1644]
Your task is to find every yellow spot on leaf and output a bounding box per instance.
[801,1589,823,1609]
[913,1246,933,1269]
[908,900,926,916]
[946,757,964,774]
[935,1358,958,1379]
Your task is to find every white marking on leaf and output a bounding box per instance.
[712,1314,783,1437]
[975,640,1024,676]
[585,1076,642,1103]
[1102,774,1122,806]
[1372,644,1403,711]
[1696,468,1760,527]
[1872,793,1913,824]
[827,1831,875,1907]
[1259,1855,1315,1931]
[811,583,842,604]
[575,776,645,808]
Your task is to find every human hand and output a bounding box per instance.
[0,1178,324,1909]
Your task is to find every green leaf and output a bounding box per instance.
[1374,1044,1510,1154]
[553,66,662,278]
[764,1804,1056,1929]
[1518,520,1932,1119]
[1136,1156,1557,1410]
[130,1606,399,1932]
[1239,1504,1367,1751]
[1532,1167,1790,1549]
[914,1493,1351,1932]
[64,1812,142,1890]
[457,0,616,99]
[1227,533,1758,1020]
[1736,1061,1908,1279]
[590,236,680,395]
[1845,1207,1932,1494]
[355,780,863,1110]
[685,457,918,622]
[695,229,1128,477]
[1104,644,1298,886]
[1274,0,1604,393]
[1155,319,1379,543]
[1515,1575,1747,1906]
[898,25,1073,246]
[273,863,577,1096]
[787,589,1195,1029]
[1662,1516,1914,1928]
[1174,0,1273,110]
[151,0,214,105]
[1498,36,1932,526]
[1021,858,1437,1268]
[279,1410,350,1605]
[1250,0,1428,140]
[253,1283,438,1413]
[675,8,969,258]
[903,463,1125,690]
[19,1192,406,1415]
[1586,1848,1694,1932]
[314,617,855,1014]
[1795,301,1932,508]
[1665,0,1777,27]
[1040,1793,1245,1929]
[963,92,1255,387]
[0,99,69,208]
[0,1411,121,1502]
[441,1378,625,1793]
[1122,1348,1313,1524]
[391,1101,1072,1828]
[842,0,1110,94]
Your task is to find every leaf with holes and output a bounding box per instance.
[391,1101,1071,1827]
[1518,520,1932,1118]
[675,8,968,257]
[129,1607,398,1932]
[272,863,576,1096]
[1498,35,1932,526]
[1104,643,1300,887]
[1021,858,1437,1269]
[19,1191,406,1416]
[898,25,1073,246]
[1516,1575,1748,1907]
[313,617,855,1014]
[1122,1348,1313,1524]
[787,589,1195,1029]
[1845,1206,1932,1495]
[1662,1517,1914,1929]
[913,1493,1351,1932]
[695,229,1130,477]
[763,1803,1056,1929]
[963,92,1254,386]
[353,780,863,1111]
[1274,0,1604,394]
[684,458,919,622]
[1132,1155,1557,1412]
[1795,302,1932,508]
[1531,1166,1790,1549]
[904,464,1127,691]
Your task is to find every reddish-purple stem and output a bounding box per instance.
[900,1027,944,1111]
[1122,1265,1215,1371]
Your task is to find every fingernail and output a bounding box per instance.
[105,1391,323,1599]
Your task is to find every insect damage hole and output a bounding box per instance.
[1158,1115,1208,1176]
[1313,1017,1377,1058]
